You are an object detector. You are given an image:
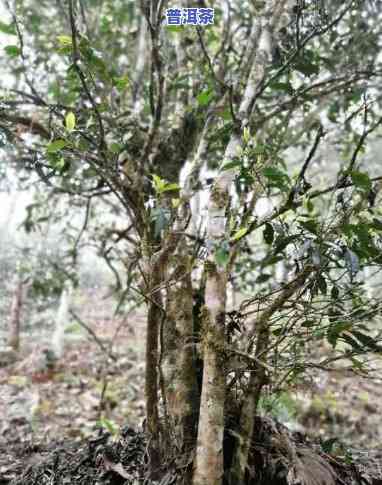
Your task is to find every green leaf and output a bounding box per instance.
[53,157,67,171]
[268,81,294,94]
[350,357,365,371]
[321,438,338,454]
[256,274,272,284]
[152,174,179,194]
[56,36,73,55]
[172,198,180,209]
[197,89,214,107]
[0,21,16,35]
[350,171,371,191]
[274,235,299,255]
[4,45,20,57]
[57,35,72,46]
[251,144,267,155]
[261,255,284,268]
[221,159,242,171]
[341,333,363,351]
[113,75,130,92]
[350,330,382,352]
[152,174,165,193]
[299,219,318,235]
[301,320,316,328]
[109,143,122,154]
[371,218,382,231]
[263,223,274,245]
[242,127,251,144]
[327,322,352,348]
[262,166,290,192]
[96,418,118,435]
[161,183,180,193]
[294,53,319,77]
[232,227,248,241]
[215,247,230,267]
[166,25,183,33]
[46,139,67,153]
[65,112,76,132]
[216,108,232,121]
[303,196,314,213]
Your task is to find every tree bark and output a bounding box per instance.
[193,263,227,485]
[143,227,186,477]
[145,277,162,478]
[162,255,199,456]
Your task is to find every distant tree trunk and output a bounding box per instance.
[8,273,25,353]
[51,283,72,359]
[132,17,147,113]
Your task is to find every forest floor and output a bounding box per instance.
[0,289,382,483]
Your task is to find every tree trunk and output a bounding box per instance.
[162,255,199,457]
[145,282,162,478]
[8,273,25,353]
[193,264,227,485]
[51,283,71,359]
[142,215,190,477]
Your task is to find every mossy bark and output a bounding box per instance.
[145,281,162,478]
[162,255,199,458]
[193,265,227,485]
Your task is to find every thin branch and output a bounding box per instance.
[231,173,382,245]
[4,1,47,104]
[247,265,314,351]
[347,116,382,173]
[285,123,325,206]
[73,198,91,254]
[299,124,325,181]
[139,3,165,166]
[69,309,117,361]
[196,26,226,92]
[255,0,356,101]
[68,0,106,151]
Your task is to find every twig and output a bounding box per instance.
[68,0,106,151]
[298,124,324,181]
[69,309,117,361]
[347,116,382,173]
[256,0,356,100]
[73,198,91,255]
